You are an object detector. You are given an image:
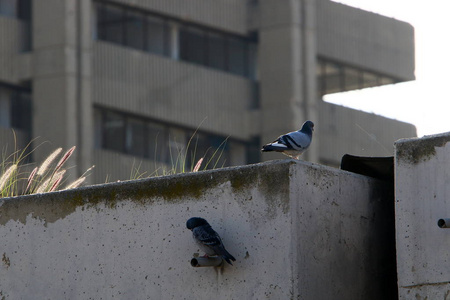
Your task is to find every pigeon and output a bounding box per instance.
[186,217,236,265]
[261,120,314,159]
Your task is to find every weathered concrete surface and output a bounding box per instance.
[0,160,393,299]
[395,133,450,299]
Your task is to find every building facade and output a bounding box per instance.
[0,0,416,183]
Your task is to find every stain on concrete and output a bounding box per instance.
[230,160,292,216]
[396,135,450,164]
[1,253,10,269]
[0,160,294,226]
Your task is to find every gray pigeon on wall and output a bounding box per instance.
[261,120,314,159]
[186,217,236,265]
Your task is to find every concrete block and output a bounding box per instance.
[0,160,394,299]
[395,133,450,299]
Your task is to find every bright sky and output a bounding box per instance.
[325,1,450,137]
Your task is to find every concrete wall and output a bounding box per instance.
[395,133,450,299]
[316,0,415,81]
[93,42,255,140]
[0,160,396,299]
[31,0,93,178]
[319,101,417,166]
[115,0,249,34]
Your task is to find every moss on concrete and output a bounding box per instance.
[0,160,295,225]
[396,135,450,165]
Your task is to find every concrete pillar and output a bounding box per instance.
[258,0,319,163]
[32,0,92,180]
[300,0,319,163]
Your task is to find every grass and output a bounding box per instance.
[1,127,227,196]
[0,142,94,198]
[140,131,229,179]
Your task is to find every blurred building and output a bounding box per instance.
[0,0,416,183]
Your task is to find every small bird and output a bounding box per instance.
[186,217,236,265]
[261,120,314,159]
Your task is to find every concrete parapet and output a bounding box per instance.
[0,159,394,299]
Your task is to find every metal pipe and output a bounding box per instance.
[190,256,223,268]
[437,219,450,228]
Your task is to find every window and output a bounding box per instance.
[97,4,124,44]
[0,89,11,127]
[246,136,261,164]
[94,109,103,149]
[146,15,167,55]
[207,136,229,168]
[362,72,378,88]
[0,83,31,131]
[188,132,208,166]
[228,37,246,76]
[317,58,399,96]
[17,0,30,20]
[148,122,167,162]
[103,111,125,152]
[344,67,360,91]
[124,10,145,50]
[207,32,226,70]
[126,118,147,156]
[247,43,257,80]
[10,90,31,130]
[94,107,249,167]
[94,1,258,79]
[180,27,206,65]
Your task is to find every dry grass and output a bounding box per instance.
[1,144,94,198]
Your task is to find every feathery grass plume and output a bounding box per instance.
[0,164,18,191]
[63,177,86,190]
[1,141,93,197]
[50,174,64,192]
[37,148,62,176]
[36,170,66,194]
[63,164,94,190]
[35,177,51,194]
[24,167,38,194]
[192,158,204,172]
[55,146,76,173]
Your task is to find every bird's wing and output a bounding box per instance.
[193,225,236,265]
[279,131,311,151]
[193,225,223,248]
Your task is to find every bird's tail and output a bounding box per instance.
[221,249,236,265]
[261,144,284,152]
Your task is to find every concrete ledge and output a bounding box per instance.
[0,159,394,299]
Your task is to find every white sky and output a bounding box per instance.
[325,1,450,137]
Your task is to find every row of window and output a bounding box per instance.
[95,1,257,79]
[94,107,241,168]
[0,83,31,132]
[317,58,398,96]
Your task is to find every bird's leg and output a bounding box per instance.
[202,254,209,258]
